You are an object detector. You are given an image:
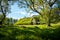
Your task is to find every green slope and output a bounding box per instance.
[15,17,32,25]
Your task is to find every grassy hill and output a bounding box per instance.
[15,15,45,25]
[15,17,32,25]
[14,15,50,25]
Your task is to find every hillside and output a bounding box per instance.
[15,15,48,25]
[15,17,32,25]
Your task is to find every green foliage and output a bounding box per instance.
[32,15,41,24]
[50,8,60,23]
[0,25,60,40]
[56,0,60,8]
[3,18,17,25]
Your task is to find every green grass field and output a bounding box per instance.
[0,23,60,40]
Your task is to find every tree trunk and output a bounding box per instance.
[0,0,6,27]
[0,16,5,27]
[48,8,51,27]
[47,0,57,27]
[0,21,2,27]
[48,18,51,26]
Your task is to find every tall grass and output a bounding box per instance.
[0,24,60,40]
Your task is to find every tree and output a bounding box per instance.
[4,18,17,25]
[33,15,40,24]
[0,0,9,27]
[20,0,59,26]
[0,0,18,27]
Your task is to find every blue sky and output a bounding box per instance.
[6,3,38,19]
[6,2,58,20]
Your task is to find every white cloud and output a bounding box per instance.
[30,13,39,17]
[13,11,26,15]
[20,12,26,15]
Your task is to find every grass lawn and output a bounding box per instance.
[0,23,60,40]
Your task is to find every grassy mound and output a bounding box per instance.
[15,17,32,25]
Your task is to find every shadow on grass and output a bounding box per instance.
[0,25,60,40]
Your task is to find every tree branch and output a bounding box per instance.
[30,0,42,15]
[25,0,42,15]
[49,0,57,7]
